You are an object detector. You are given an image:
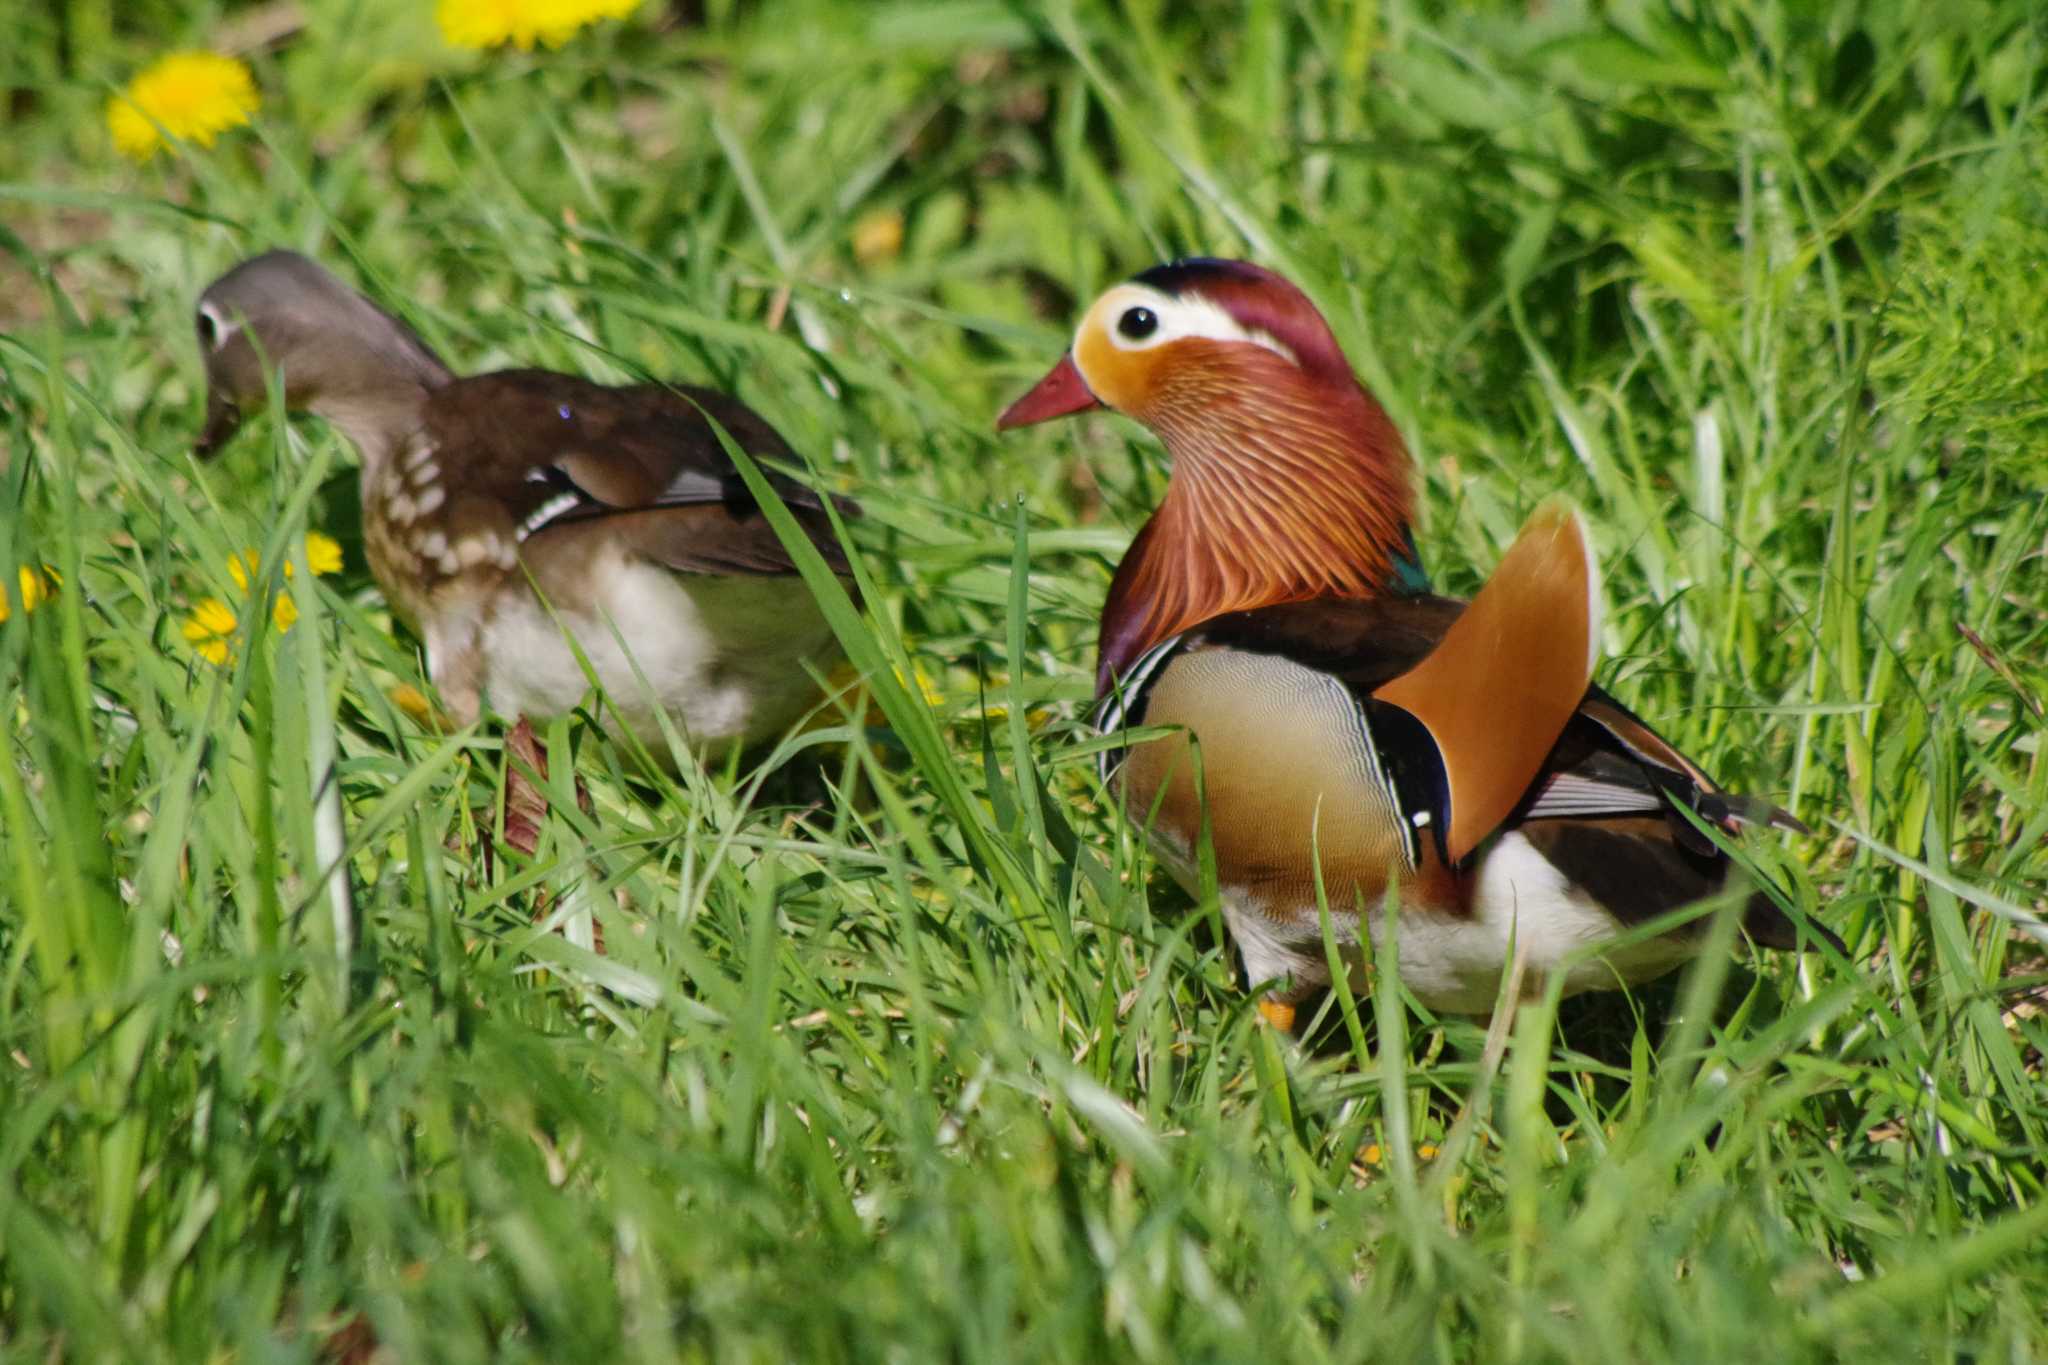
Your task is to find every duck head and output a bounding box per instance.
[999,259,1419,692]
[193,250,452,466]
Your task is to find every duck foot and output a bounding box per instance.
[500,717,550,859]
[499,717,604,955]
[1257,998,1298,1032]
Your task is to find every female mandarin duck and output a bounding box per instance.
[999,258,1835,1026]
[192,251,849,766]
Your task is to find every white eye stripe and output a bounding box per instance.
[1083,284,1297,364]
[197,301,241,352]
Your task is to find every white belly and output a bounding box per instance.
[1382,832,1699,1012]
[479,554,839,754]
[1160,829,1700,1014]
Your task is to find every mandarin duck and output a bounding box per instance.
[193,251,850,770]
[999,258,1836,1025]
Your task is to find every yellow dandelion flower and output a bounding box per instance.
[437,0,640,50]
[182,597,239,666]
[0,566,58,623]
[437,0,518,51]
[181,588,298,666]
[107,51,259,162]
[229,533,342,588]
[304,531,343,576]
[187,532,338,663]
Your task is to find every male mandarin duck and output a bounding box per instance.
[999,258,1837,1025]
[193,251,850,767]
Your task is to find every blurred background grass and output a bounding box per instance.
[3,0,2046,1357]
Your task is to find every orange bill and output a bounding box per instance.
[1372,498,1600,863]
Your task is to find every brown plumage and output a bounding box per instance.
[1000,257,1836,1020]
[1096,364,1414,692]
[194,250,851,760]
[1001,261,1415,690]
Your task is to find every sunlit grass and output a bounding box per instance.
[2,0,2045,1357]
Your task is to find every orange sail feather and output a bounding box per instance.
[1372,500,1599,863]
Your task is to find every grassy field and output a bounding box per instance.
[4,0,2047,1357]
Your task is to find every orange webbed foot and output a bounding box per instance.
[1257,998,1298,1032]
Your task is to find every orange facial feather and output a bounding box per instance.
[1097,341,1413,689]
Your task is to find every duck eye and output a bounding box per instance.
[1116,306,1159,341]
[196,304,237,351]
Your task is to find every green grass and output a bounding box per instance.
[4,0,2048,1357]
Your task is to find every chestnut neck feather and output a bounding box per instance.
[1098,353,1414,694]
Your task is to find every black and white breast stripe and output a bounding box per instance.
[1090,633,1188,782]
[1339,690,1427,871]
